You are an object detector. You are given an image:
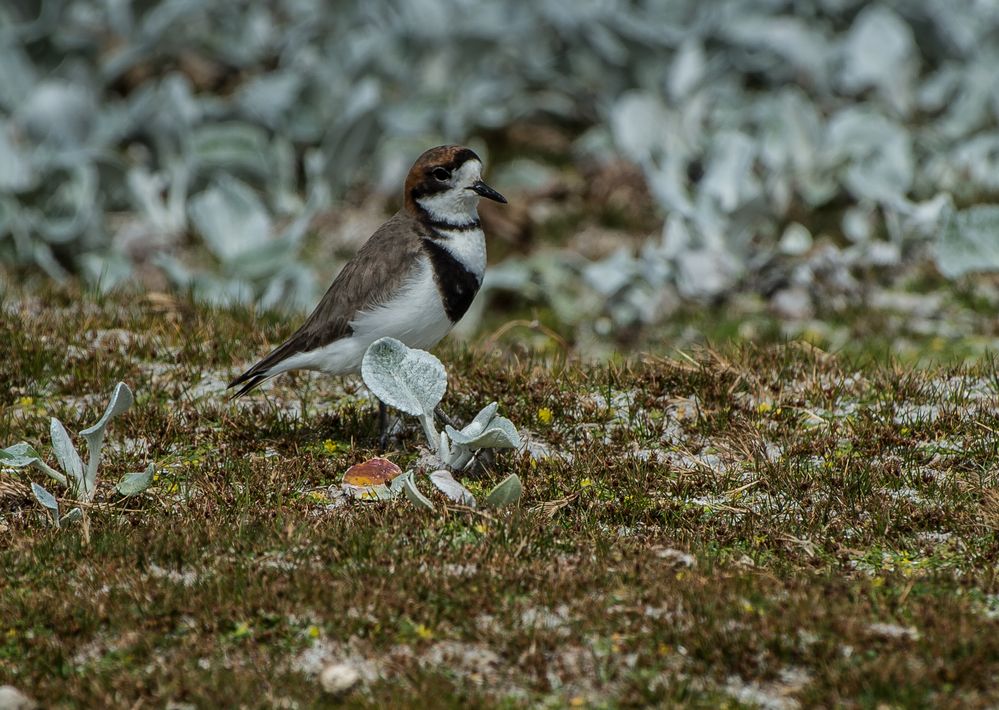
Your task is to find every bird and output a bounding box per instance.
[227,145,507,411]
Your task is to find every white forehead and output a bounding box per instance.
[454,159,482,184]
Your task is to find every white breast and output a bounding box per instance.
[271,256,452,376]
[430,227,486,279]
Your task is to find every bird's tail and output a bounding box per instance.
[227,371,272,399]
[227,338,304,399]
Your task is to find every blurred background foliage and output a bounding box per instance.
[3,0,999,355]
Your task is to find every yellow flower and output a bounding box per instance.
[537,407,553,426]
[230,621,252,639]
[474,522,488,535]
[322,439,337,454]
[16,396,33,407]
[307,625,321,639]
[756,402,772,414]
[569,697,586,708]
[580,478,593,488]
[414,623,434,641]
[306,490,329,504]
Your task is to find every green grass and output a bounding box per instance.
[3,287,999,708]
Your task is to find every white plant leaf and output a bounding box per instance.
[360,337,447,417]
[188,175,272,263]
[0,442,67,486]
[80,382,134,497]
[840,5,916,113]
[115,463,156,497]
[402,474,435,512]
[0,442,44,467]
[49,418,83,484]
[61,508,83,525]
[31,482,60,528]
[0,124,35,191]
[388,470,415,496]
[445,415,521,450]
[483,474,523,509]
[342,482,399,501]
[429,470,477,508]
[935,205,999,278]
[31,482,58,511]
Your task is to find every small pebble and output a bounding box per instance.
[0,686,36,710]
[319,662,361,696]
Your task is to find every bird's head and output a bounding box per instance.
[404,145,507,224]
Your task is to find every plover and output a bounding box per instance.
[228,145,507,400]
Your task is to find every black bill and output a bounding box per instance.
[469,180,507,204]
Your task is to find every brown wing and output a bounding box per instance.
[228,210,427,396]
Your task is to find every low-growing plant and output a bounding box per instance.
[347,337,523,511]
[0,382,154,527]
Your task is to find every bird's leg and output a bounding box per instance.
[378,400,389,451]
[434,405,457,429]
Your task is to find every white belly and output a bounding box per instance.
[273,257,452,376]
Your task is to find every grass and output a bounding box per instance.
[3,286,999,708]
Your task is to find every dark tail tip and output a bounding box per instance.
[227,373,267,400]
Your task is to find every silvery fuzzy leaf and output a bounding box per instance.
[0,442,44,468]
[840,5,916,113]
[80,382,134,496]
[701,131,759,213]
[35,164,99,245]
[190,123,271,177]
[80,382,134,441]
[189,176,272,263]
[402,474,435,512]
[842,204,876,243]
[934,206,999,279]
[898,193,953,239]
[675,247,740,300]
[724,16,829,83]
[0,41,38,110]
[31,482,60,527]
[1,442,67,486]
[115,463,156,497]
[461,403,500,439]
[582,249,639,297]
[483,474,523,509]
[429,470,477,507]
[49,418,84,485]
[445,415,521,450]
[360,337,447,418]
[779,223,812,256]
[60,508,83,525]
[951,133,999,193]
[258,263,318,314]
[0,124,34,192]
[16,81,97,147]
[125,165,187,235]
[827,110,913,202]
[389,470,414,497]
[669,39,706,101]
[236,71,303,128]
[610,92,670,163]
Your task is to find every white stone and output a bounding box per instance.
[319,662,361,695]
[0,687,36,710]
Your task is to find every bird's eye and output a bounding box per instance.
[432,167,451,181]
